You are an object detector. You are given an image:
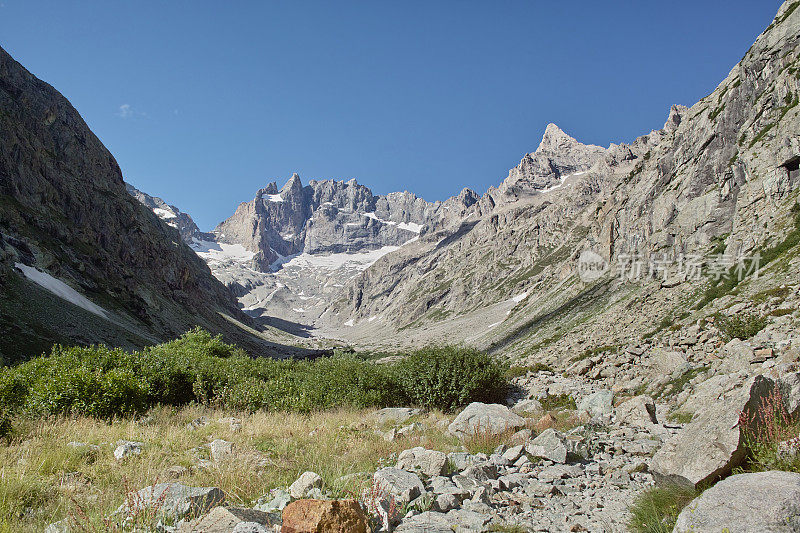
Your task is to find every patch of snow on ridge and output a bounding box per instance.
[511,292,529,304]
[344,319,355,327]
[14,263,109,319]
[280,246,400,272]
[262,193,284,203]
[397,221,423,233]
[191,239,256,263]
[153,207,177,219]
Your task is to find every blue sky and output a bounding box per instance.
[0,1,783,230]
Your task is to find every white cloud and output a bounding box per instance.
[117,104,133,119]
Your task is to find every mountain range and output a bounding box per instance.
[2,0,799,365]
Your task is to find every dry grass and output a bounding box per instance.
[0,406,460,531]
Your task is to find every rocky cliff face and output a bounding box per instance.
[125,183,213,243]
[0,45,295,361]
[319,0,800,352]
[213,174,441,270]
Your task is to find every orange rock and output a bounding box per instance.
[535,413,557,431]
[281,499,367,533]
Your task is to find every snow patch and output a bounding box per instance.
[511,292,529,304]
[488,321,502,328]
[153,207,177,219]
[15,263,109,319]
[191,239,256,263]
[344,319,355,327]
[262,193,284,203]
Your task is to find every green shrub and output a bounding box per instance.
[540,393,576,411]
[395,346,506,412]
[628,485,697,533]
[0,329,507,417]
[714,312,767,341]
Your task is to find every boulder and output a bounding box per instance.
[615,395,658,426]
[651,375,782,488]
[116,483,225,520]
[210,439,234,463]
[394,511,453,533]
[178,506,279,532]
[578,390,613,419]
[281,499,367,533]
[289,471,323,499]
[674,471,800,532]
[114,440,144,460]
[525,428,568,463]
[511,398,544,417]
[369,407,420,426]
[231,523,271,533]
[396,447,448,478]
[373,467,425,504]
[448,402,526,438]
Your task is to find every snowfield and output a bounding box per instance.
[15,263,109,319]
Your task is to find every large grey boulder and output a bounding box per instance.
[578,390,613,419]
[674,471,800,532]
[116,483,225,520]
[448,402,526,438]
[373,467,425,504]
[525,428,568,463]
[397,447,448,478]
[288,471,323,499]
[651,375,782,488]
[369,407,421,426]
[615,395,658,426]
[178,506,280,533]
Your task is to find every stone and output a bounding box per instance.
[254,489,292,512]
[578,390,613,419]
[512,398,544,416]
[210,439,234,463]
[231,523,271,533]
[44,521,68,533]
[289,471,323,499]
[179,506,279,533]
[395,511,453,533]
[281,499,367,533]
[116,483,225,520]
[535,413,558,431]
[373,468,425,504]
[508,428,533,445]
[447,452,480,471]
[396,447,448,478]
[448,402,526,438]
[651,375,782,488]
[114,440,144,460]
[614,395,658,426]
[502,444,524,463]
[526,428,568,463]
[369,407,421,426]
[674,471,800,532]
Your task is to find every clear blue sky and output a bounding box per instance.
[0,1,783,230]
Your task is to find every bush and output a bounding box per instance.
[627,485,697,533]
[714,312,767,341]
[394,346,507,412]
[0,329,507,418]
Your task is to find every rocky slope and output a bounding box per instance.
[319,0,800,354]
[0,45,304,361]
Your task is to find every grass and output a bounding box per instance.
[572,344,618,363]
[654,367,709,400]
[738,388,800,474]
[666,411,694,424]
[504,362,554,379]
[714,312,768,341]
[0,405,462,531]
[539,394,577,411]
[627,484,698,533]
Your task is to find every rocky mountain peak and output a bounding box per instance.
[663,104,688,132]
[536,123,581,153]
